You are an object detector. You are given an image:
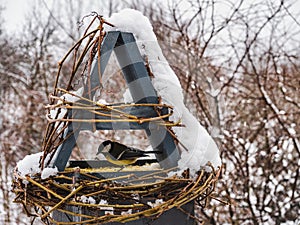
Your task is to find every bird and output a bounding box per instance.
[97,140,161,166]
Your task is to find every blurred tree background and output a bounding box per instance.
[0,0,299,224]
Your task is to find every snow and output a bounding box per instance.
[147,199,164,208]
[41,167,58,180]
[121,209,132,215]
[107,9,221,174]
[98,199,108,205]
[48,87,83,132]
[80,195,88,203]
[80,196,96,204]
[16,152,43,178]
[97,99,108,105]
[89,197,96,204]
[16,152,58,180]
[98,199,114,214]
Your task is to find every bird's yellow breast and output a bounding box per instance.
[104,154,138,166]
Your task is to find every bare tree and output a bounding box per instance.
[1,0,299,224]
[128,0,300,224]
[0,2,68,224]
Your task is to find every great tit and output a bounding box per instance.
[97,140,161,166]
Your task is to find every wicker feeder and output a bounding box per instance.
[12,14,220,225]
[13,162,219,225]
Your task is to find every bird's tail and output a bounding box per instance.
[145,151,162,154]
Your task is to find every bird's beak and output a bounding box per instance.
[97,144,104,155]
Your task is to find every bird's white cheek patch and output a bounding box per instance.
[103,144,111,153]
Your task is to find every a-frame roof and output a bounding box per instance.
[53,31,180,171]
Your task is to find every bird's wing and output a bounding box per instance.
[114,141,130,150]
[116,149,126,160]
[119,149,149,160]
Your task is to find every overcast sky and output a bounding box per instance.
[2,0,300,47]
[2,0,29,32]
[2,0,118,33]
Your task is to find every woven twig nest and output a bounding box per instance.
[13,165,220,224]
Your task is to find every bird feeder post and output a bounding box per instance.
[52,203,196,225]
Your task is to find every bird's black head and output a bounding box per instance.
[97,140,112,155]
